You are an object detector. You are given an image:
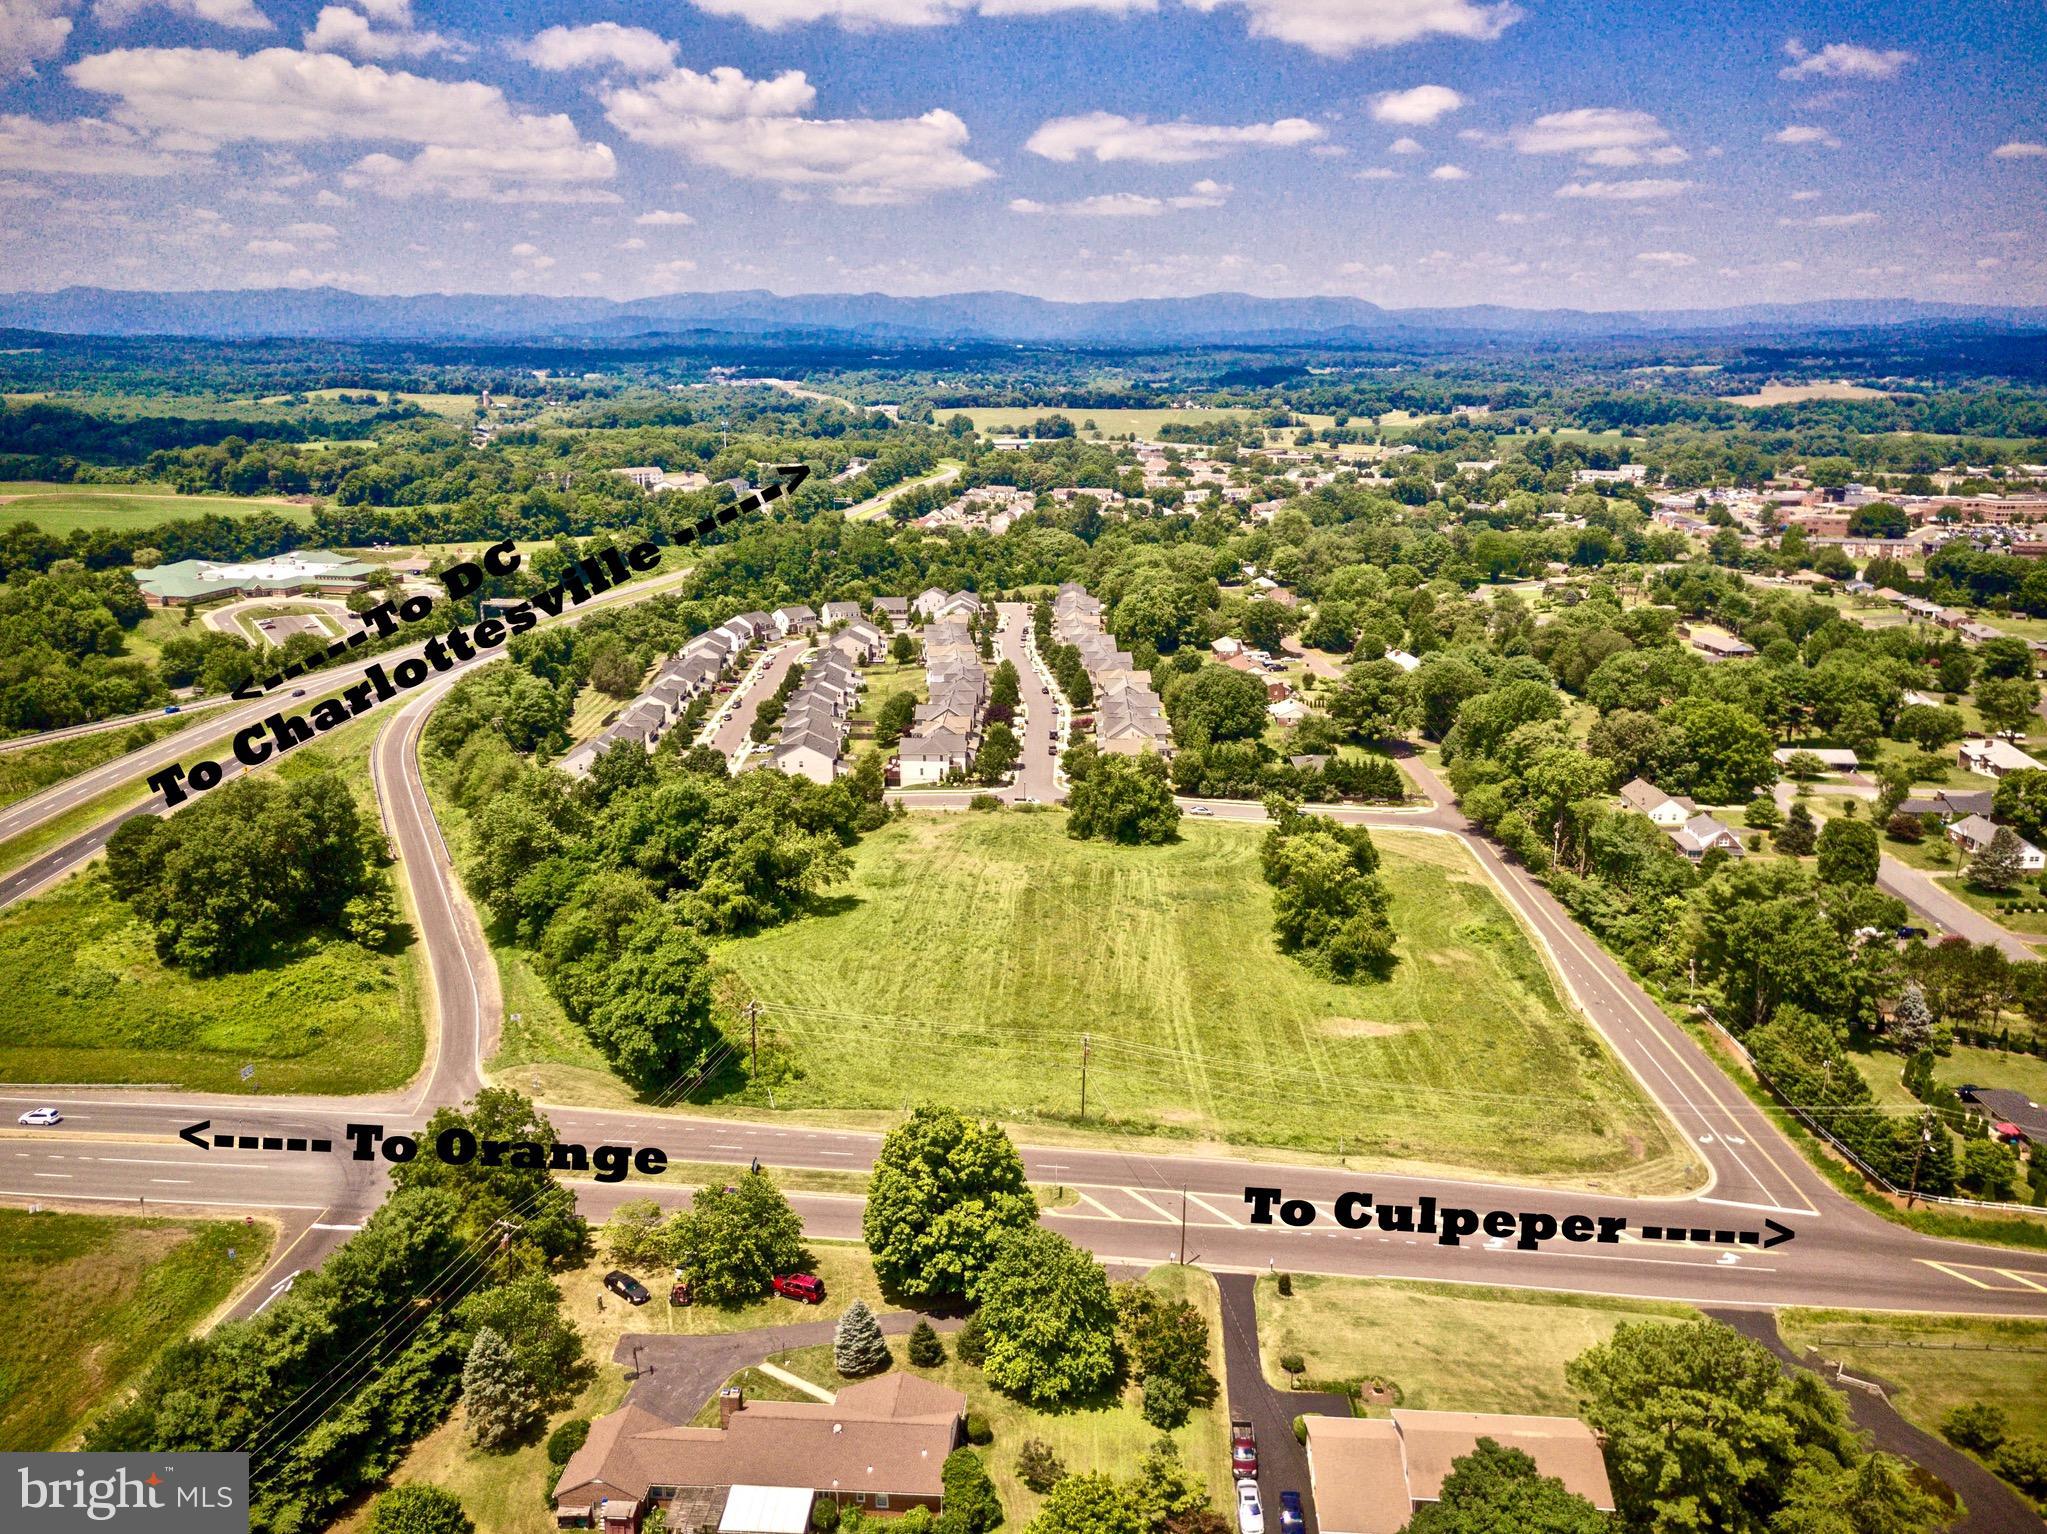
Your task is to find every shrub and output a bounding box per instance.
[369,1486,474,1534]
[968,794,1004,811]
[1292,1415,1308,1445]
[1276,1272,1293,1297]
[955,1313,987,1367]
[907,1319,945,1367]
[545,1418,590,1468]
[811,1500,841,1533]
[1992,1436,2047,1498]
[1016,1437,1065,1493]
[1885,811,1926,843]
[939,1447,1002,1534]
[1942,1402,2008,1455]
[1140,1374,1191,1429]
[965,1410,993,1445]
[1279,1351,1306,1385]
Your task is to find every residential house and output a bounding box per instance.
[1963,1087,2047,1149]
[1384,649,1422,673]
[772,605,819,636]
[1897,788,1995,821]
[1618,778,1696,829]
[821,600,862,627]
[898,728,972,785]
[1946,815,2047,869]
[1671,813,1745,861]
[830,620,885,665]
[553,1376,966,1531]
[1773,747,1860,773]
[1306,1411,1614,1534]
[1688,632,1757,662]
[1268,698,1310,726]
[773,729,842,785]
[872,597,910,630]
[1960,737,2047,778]
[913,587,951,620]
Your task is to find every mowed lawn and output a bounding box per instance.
[1255,1273,1694,1414]
[716,815,1686,1185]
[1780,1309,2047,1444]
[0,1208,271,1449]
[0,483,314,534]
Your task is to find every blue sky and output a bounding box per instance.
[1,0,2042,308]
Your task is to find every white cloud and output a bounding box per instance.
[313,187,349,206]
[1779,209,1878,227]
[1387,135,1422,154]
[1355,166,1399,180]
[1778,39,1913,81]
[653,257,695,277]
[1010,180,1229,215]
[634,208,695,225]
[245,236,296,254]
[0,0,76,79]
[0,111,204,173]
[618,236,646,250]
[510,240,539,256]
[1555,177,1691,201]
[1025,110,1322,163]
[603,64,992,204]
[1370,84,1463,125]
[1580,144,1688,167]
[1510,107,1673,159]
[513,22,677,75]
[93,0,271,30]
[303,4,462,60]
[1773,124,1841,148]
[1634,250,1695,267]
[1495,209,1530,223]
[1181,0,1520,59]
[1428,163,1468,180]
[1788,188,1821,201]
[66,47,616,198]
[283,219,337,239]
[1992,141,2047,159]
[683,0,1151,26]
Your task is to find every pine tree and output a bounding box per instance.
[1971,826,2026,892]
[1015,1438,1066,1494]
[462,1327,540,1450]
[1775,802,1817,857]
[1891,981,1935,1053]
[907,1319,945,1367]
[834,1298,892,1377]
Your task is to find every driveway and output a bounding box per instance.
[1709,1309,2043,1534]
[615,1310,962,1421]
[1216,1272,1351,1534]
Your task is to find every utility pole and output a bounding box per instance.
[1179,1187,1188,1266]
[1080,1032,1090,1119]
[746,1001,761,1077]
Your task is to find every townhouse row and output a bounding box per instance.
[1051,583,1173,757]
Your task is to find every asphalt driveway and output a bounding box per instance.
[1216,1272,1352,1534]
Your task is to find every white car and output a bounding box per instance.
[1189,804,1215,816]
[17,1107,61,1126]
[1236,1482,1264,1534]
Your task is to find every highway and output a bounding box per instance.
[7,611,2047,1325]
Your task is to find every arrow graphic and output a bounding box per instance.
[675,462,811,547]
[1640,1218,1795,1249]
[179,1120,333,1154]
[179,1120,210,1150]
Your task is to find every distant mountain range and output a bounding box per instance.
[0,286,2043,345]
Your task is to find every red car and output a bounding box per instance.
[772,1272,827,1304]
[1231,1420,1258,1480]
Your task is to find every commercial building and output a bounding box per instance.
[134,549,378,607]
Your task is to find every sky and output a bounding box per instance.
[0,0,2043,310]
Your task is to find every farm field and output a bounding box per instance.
[714,814,1690,1185]
[1720,382,1894,405]
[0,1208,271,1450]
[954,406,1335,440]
[1254,1273,1694,1415]
[292,388,479,417]
[0,482,314,534]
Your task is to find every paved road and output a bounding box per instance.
[1879,855,2037,959]
[0,696,238,755]
[0,564,699,908]
[842,463,960,523]
[614,1311,962,1421]
[705,641,803,767]
[996,600,1062,803]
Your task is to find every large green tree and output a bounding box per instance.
[1066,752,1180,845]
[864,1105,1037,1301]
[666,1172,807,1304]
[976,1228,1119,1406]
[1403,1439,1610,1533]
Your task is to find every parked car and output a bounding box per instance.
[1190,805,1215,816]
[1278,1491,1304,1534]
[16,1106,61,1127]
[669,1281,693,1307]
[1896,926,1928,940]
[772,1272,826,1304]
[1235,1482,1264,1534]
[603,1270,651,1305]
[291,688,305,697]
[1231,1419,1258,1479]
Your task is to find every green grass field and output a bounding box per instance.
[0,484,314,534]
[0,1208,272,1449]
[0,712,209,808]
[1780,1309,2047,1443]
[1255,1273,1694,1414]
[715,815,1689,1185]
[0,701,423,1093]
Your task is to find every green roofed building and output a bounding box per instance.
[135,549,377,607]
